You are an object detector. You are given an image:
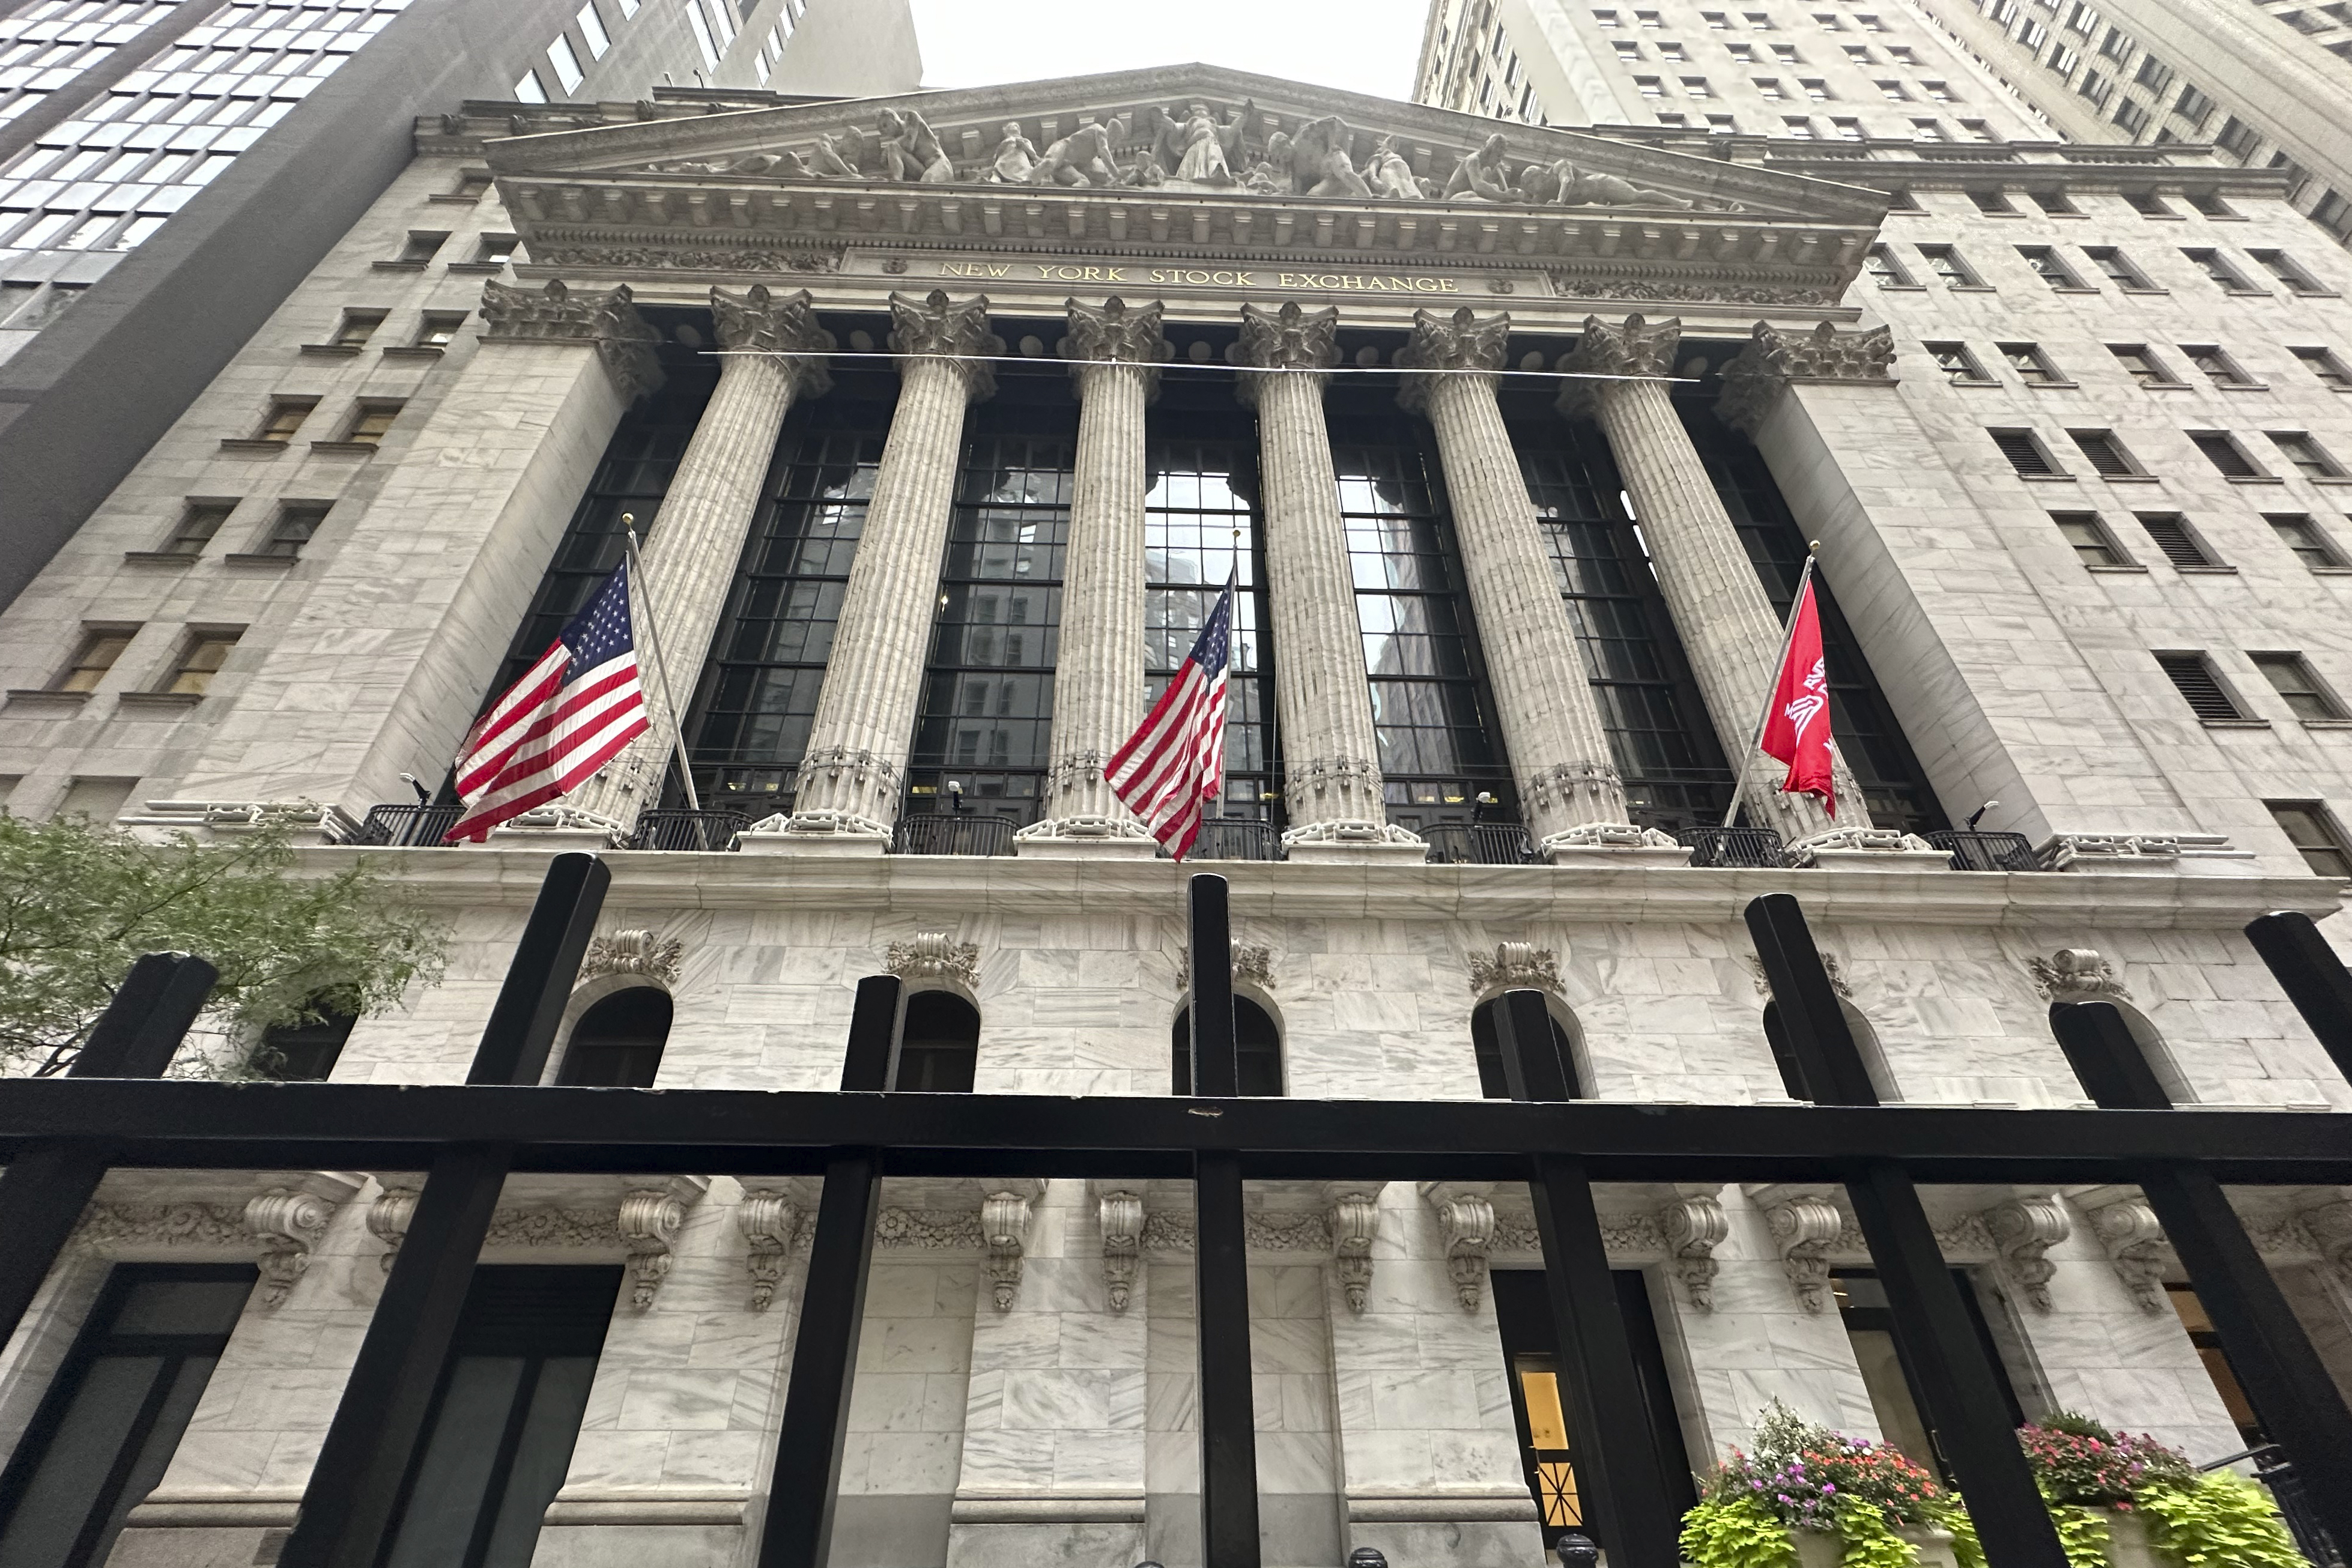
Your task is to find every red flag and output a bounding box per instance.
[1758,577,1836,817]
[1106,572,1232,859]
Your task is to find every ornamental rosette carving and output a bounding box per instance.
[1396,305,1511,413]
[981,1189,1034,1311]
[1557,312,1681,419]
[1236,300,1341,405]
[486,1208,626,1249]
[1984,1196,2072,1312]
[581,929,683,984]
[1064,296,1169,395]
[2028,949,2129,1002]
[738,1190,799,1310]
[1467,942,1560,996]
[1099,1190,1144,1312]
[1765,1194,1846,1313]
[876,1207,985,1250]
[887,289,1001,399]
[77,1202,248,1252]
[1556,277,1833,307]
[711,283,832,397]
[1135,1211,1333,1253]
[1663,1194,1730,1312]
[886,932,980,987]
[1718,321,1897,436]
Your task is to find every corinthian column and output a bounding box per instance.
[1397,306,1688,867]
[1237,301,1421,859]
[756,289,998,852]
[1560,312,1873,850]
[1016,297,1168,856]
[569,285,829,831]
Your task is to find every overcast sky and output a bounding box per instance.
[906,1,1431,103]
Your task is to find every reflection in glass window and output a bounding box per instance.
[1145,436,1276,819]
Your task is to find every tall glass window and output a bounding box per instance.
[1145,429,1277,820]
[905,397,1073,825]
[1327,408,1511,834]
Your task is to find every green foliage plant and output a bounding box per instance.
[2018,1414,2303,1568]
[0,811,445,1076]
[1681,1402,1975,1568]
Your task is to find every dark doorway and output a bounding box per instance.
[0,1264,255,1568]
[1171,998,1284,1095]
[895,991,980,1092]
[557,988,671,1088]
[1831,1268,2022,1475]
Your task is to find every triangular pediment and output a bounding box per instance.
[478,64,1882,226]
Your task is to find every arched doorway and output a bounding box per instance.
[557,988,671,1088]
[1471,996,1586,1099]
[1170,998,1284,1095]
[896,991,980,1092]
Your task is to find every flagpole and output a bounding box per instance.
[622,516,703,814]
[1720,543,1819,831]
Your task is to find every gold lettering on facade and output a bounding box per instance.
[929,258,1467,295]
[1031,263,1130,282]
[939,262,1013,278]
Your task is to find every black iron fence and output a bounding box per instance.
[1422,821,1541,865]
[1678,825,1787,868]
[891,813,1016,856]
[626,808,750,852]
[1928,830,2041,873]
[350,803,464,846]
[1189,818,1282,861]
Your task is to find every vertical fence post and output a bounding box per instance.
[1494,988,1573,1102]
[1189,873,1237,1097]
[2048,1002,2172,1110]
[0,952,216,1355]
[2243,910,2352,1084]
[1845,1162,2066,1568]
[283,853,606,1567]
[1744,894,1879,1106]
[2135,1164,2352,1547]
[1194,1147,1259,1568]
[839,974,906,1092]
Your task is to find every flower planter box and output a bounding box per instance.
[2102,1510,2163,1568]
[1790,1524,1963,1568]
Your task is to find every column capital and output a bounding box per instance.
[1396,305,1511,415]
[1063,295,1168,399]
[712,283,832,399]
[479,278,664,402]
[1555,311,1679,420]
[888,288,1000,401]
[1716,320,1896,437]
[1235,300,1341,408]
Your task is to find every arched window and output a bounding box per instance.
[252,1000,356,1082]
[1171,999,1284,1095]
[2048,1000,2184,1109]
[1761,999,1900,1103]
[895,991,980,1092]
[557,988,671,1088]
[1471,997,1586,1100]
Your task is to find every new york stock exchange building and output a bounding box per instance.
[6,59,2352,1568]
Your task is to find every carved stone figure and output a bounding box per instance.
[984,121,1040,183]
[1444,134,1523,202]
[877,107,953,183]
[1527,157,1694,209]
[1284,115,1372,199]
[1171,98,1251,185]
[1031,123,1123,188]
[1362,133,1419,200]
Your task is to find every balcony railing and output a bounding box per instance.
[892,813,1015,857]
[626,808,749,852]
[1423,821,1541,865]
[1679,825,1788,868]
[1189,819,1282,861]
[1927,829,2041,873]
[350,803,464,847]
[2205,1446,2345,1568]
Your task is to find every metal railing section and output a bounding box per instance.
[891,813,1016,857]
[1678,825,1788,868]
[1423,822,1541,865]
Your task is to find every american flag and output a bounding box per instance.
[1106,572,1233,860]
[445,560,649,844]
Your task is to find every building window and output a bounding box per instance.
[2183,247,2260,292]
[1917,244,1980,285]
[1681,75,1712,97]
[2247,249,2326,294]
[1472,997,1586,1098]
[2017,245,2086,287]
[252,502,327,561]
[2123,189,2172,215]
[2134,512,2219,568]
[896,991,981,1092]
[2068,429,2141,475]
[453,171,494,200]
[2183,189,2238,219]
[2082,246,2152,288]
[2000,342,2064,383]
[1829,115,1863,137]
[2109,344,2176,386]
[163,632,238,695]
[2311,191,2352,241]
[2172,85,2213,125]
[2269,432,2346,479]
[546,34,584,93]
[2249,653,2345,719]
[1969,189,2015,215]
[1990,428,2061,476]
[1594,9,1620,25]
[252,1002,357,1080]
[1706,113,1738,131]
[2266,801,2352,876]
[2182,346,2255,387]
[1148,443,1276,819]
[2267,513,2349,569]
[1755,76,1784,97]
[2111,98,2151,136]
[341,402,403,446]
[395,230,447,265]
[1705,9,1732,24]
[575,1,611,57]
[2025,189,2074,216]
[255,397,315,442]
[1637,10,1662,25]
[1656,41,1687,61]
[2156,652,2249,721]
[513,69,548,103]
[2290,346,2352,389]
[55,629,133,693]
[558,988,671,1086]
[1802,77,1832,99]
[1745,9,1775,25]
[2190,432,2263,478]
[1876,79,1910,100]
[330,309,384,348]
[685,0,719,66]
[1909,118,1946,139]
[2050,512,2129,566]
[160,501,235,557]
[1614,38,1643,58]
[1783,115,1816,135]
[1772,41,1800,59]
[474,234,519,266]
[1813,10,1843,26]
[416,312,468,348]
[1171,998,1284,1096]
[0,1265,254,1568]
[1634,74,1664,97]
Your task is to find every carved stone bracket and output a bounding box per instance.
[1432,1187,1498,1312]
[1717,321,1896,436]
[1763,1191,1846,1312]
[737,1188,801,1310]
[2302,1197,2352,1288]
[243,1187,335,1308]
[711,283,831,398]
[1395,304,1511,413]
[1662,1193,1730,1312]
[367,1186,419,1273]
[2084,1197,2173,1312]
[582,929,684,984]
[981,1188,1036,1310]
[1984,1195,2072,1312]
[1177,942,1275,991]
[887,932,981,988]
[1325,1182,1384,1314]
[1556,312,1679,419]
[1099,1188,1144,1312]
[1467,942,1560,996]
[620,1188,687,1309]
[888,288,1001,401]
[2029,949,2129,1002]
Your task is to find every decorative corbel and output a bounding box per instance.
[738,1188,801,1310]
[981,1188,1035,1310]
[1099,1189,1144,1312]
[1662,1193,1730,1312]
[367,1185,419,1273]
[243,1187,335,1307]
[2087,1198,2171,1312]
[1984,1196,2072,1312]
[1765,1193,1846,1312]
[2300,1197,2352,1288]
[1438,1193,1498,1311]
[619,1188,687,1309]
[1326,1183,1383,1314]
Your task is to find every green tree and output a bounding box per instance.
[0,811,446,1076]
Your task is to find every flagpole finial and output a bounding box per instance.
[1807,538,1820,555]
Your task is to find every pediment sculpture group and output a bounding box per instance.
[660,99,1726,211]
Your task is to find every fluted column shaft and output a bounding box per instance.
[1023,298,1165,843]
[1565,314,1865,841]
[787,291,997,835]
[571,286,827,827]
[1399,307,1638,850]
[1238,301,1401,843]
